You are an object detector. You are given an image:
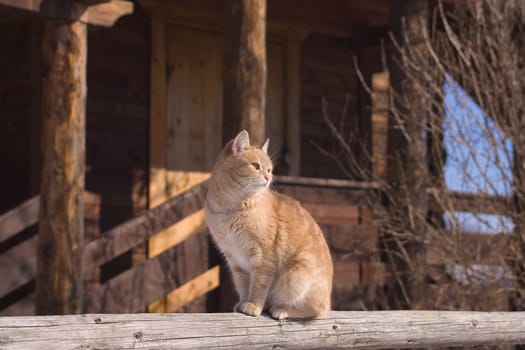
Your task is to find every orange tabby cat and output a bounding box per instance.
[205,130,333,319]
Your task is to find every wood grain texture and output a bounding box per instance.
[148,266,220,313]
[0,311,524,349]
[223,0,267,145]
[83,228,210,313]
[0,235,37,297]
[36,17,87,315]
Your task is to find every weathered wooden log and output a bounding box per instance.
[223,0,267,146]
[36,14,87,315]
[0,311,524,349]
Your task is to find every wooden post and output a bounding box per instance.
[36,13,86,315]
[384,0,429,310]
[223,0,267,146]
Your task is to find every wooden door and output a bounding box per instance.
[148,24,224,312]
[148,21,295,312]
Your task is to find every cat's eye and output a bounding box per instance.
[251,162,261,170]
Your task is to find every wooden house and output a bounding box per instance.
[0,0,514,316]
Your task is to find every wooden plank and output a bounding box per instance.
[275,185,372,207]
[148,209,206,258]
[149,266,220,313]
[165,227,211,313]
[0,292,35,316]
[1,311,525,349]
[148,24,223,312]
[148,9,167,208]
[81,0,134,27]
[0,0,133,27]
[274,175,381,190]
[0,235,37,297]
[36,16,86,315]
[84,228,209,313]
[0,196,39,243]
[303,203,360,224]
[83,180,207,269]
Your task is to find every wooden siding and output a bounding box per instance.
[0,19,40,214]
[86,13,150,241]
[84,13,151,305]
[300,34,362,179]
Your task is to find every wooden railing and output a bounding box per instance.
[0,182,213,314]
[83,180,213,313]
[0,196,40,314]
[0,311,524,349]
[0,177,519,315]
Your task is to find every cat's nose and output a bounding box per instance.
[264,173,272,184]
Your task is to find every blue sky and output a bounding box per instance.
[442,76,513,234]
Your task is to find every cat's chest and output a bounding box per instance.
[223,230,252,272]
[206,209,264,272]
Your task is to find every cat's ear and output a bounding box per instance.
[232,130,250,154]
[261,138,269,154]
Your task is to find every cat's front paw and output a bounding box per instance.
[235,301,262,317]
[269,306,288,320]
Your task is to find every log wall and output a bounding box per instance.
[0,18,41,214]
[0,18,41,316]
[300,34,362,179]
[84,12,151,298]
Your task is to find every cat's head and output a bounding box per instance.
[213,130,273,197]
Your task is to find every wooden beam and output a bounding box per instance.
[148,8,167,208]
[0,196,39,243]
[0,311,524,349]
[83,181,207,269]
[0,0,133,27]
[36,15,86,315]
[84,228,210,313]
[138,0,389,39]
[274,175,381,190]
[223,0,267,145]
[80,0,133,26]
[148,266,220,313]
[0,235,37,298]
